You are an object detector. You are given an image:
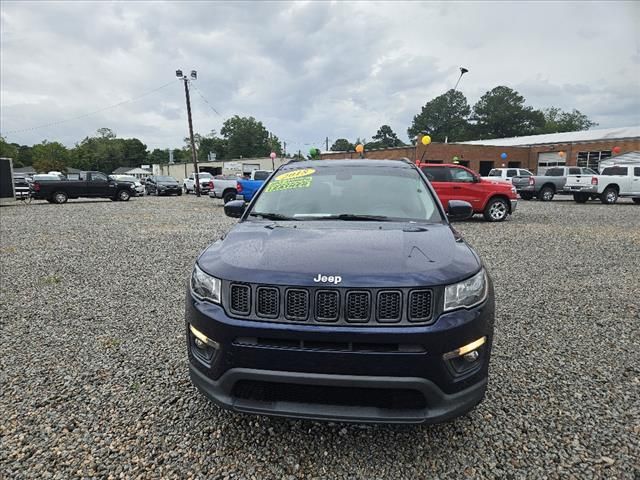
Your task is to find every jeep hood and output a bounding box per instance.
[197,221,481,287]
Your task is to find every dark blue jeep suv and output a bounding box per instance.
[186,159,494,423]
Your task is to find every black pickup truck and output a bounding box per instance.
[31,171,137,204]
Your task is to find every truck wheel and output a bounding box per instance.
[223,191,236,204]
[573,193,589,203]
[117,190,131,201]
[633,198,640,205]
[520,192,534,200]
[483,198,509,222]
[52,191,68,204]
[538,186,555,201]
[600,187,618,204]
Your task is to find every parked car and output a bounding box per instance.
[236,170,273,203]
[30,171,136,204]
[183,172,213,194]
[145,175,182,196]
[109,175,145,196]
[186,159,494,424]
[208,175,239,204]
[419,163,518,222]
[483,168,533,184]
[513,166,597,201]
[564,164,640,204]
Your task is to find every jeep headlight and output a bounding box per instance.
[191,263,221,304]
[444,269,487,311]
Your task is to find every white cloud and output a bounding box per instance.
[1,0,638,153]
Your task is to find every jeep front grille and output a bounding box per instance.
[408,290,433,322]
[230,284,251,315]
[226,283,436,326]
[256,287,279,318]
[315,290,339,322]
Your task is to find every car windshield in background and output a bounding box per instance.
[118,176,137,182]
[157,176,177,182]
[198,173,212,178]
[253,171,270,180]
[250,165,443,223]
[488,170,501,177]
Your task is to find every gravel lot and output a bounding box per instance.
[1,195,639,479]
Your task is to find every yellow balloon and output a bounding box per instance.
[421,135,432,146]
[355,144,364,153]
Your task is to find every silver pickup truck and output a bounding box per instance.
[513,166,597,201]
[208,175,239,204]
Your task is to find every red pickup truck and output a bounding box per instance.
[418,163,518,222]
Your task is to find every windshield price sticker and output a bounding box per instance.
[275,168,315,181]
[265,176,313,192]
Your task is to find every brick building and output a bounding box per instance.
[320,126,640,175]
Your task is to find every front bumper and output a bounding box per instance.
[510,199,518,212]
[186,286,494,424]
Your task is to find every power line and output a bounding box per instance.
[1,79,178,135]
[190,83,222,117]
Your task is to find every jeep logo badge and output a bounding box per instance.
[313,274,342,285]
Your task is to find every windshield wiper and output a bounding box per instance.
[313,214,391,221]
[249,212,296,221]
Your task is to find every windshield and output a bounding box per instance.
[197,173,212,178]
[249,164,443,223]
[488,169,501,177]
[157,176,177,182]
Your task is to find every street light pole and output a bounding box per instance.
[445,67,469,144]
[177,69,201,196]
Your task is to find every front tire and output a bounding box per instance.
[573,193,589,203]
[538,186,555,202]
[117,189,131,201]
[483,198,509,222]
[600,187,618,204]
[52,191,68,204]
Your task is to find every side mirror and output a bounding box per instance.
[473,175,481,183]
[224,200,246,218]
[447,200,474,221]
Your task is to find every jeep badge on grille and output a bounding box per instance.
[313,274,342,285]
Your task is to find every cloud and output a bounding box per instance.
[1,0,638,154]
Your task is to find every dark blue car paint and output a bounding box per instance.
[186,159,495,423]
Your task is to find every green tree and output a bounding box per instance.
[31,141,69,172]
[17,145,33,166]
[96,127,116,139]
[148,148,169,164]
[330,138,354,152]
[540,107,598,133]
[0,137,19,160]
[472,86,545,139]
[408,90,471,143]
[122,138,148,167]
[371,125,405,148]
[220,116,281,159]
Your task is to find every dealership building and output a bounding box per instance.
[320,126,640,175]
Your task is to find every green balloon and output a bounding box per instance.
[309,147,318,155]
[453,156,459,161]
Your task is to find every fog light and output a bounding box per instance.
[443,336,486,360]
[189,325,220,349]
[463,350,479,362]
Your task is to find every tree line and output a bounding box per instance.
[1,85,596,172]
[330,85,596,151]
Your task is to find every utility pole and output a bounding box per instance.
[445,67,469,144]
[325,137,329,152]
[283,141,287,157]
[176,69,201,196]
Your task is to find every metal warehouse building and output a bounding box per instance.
[320,126,640,175]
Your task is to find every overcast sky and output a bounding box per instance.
[1,1,639,154]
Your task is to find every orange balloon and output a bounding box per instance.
[558,151,566,158]
[355,144,364,153]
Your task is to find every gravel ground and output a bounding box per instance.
[1,195,639,479]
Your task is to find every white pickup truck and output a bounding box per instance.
[208,175,239,204]
[483,168,533,183]
[183,172,213,194]
[564,164,640,204]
